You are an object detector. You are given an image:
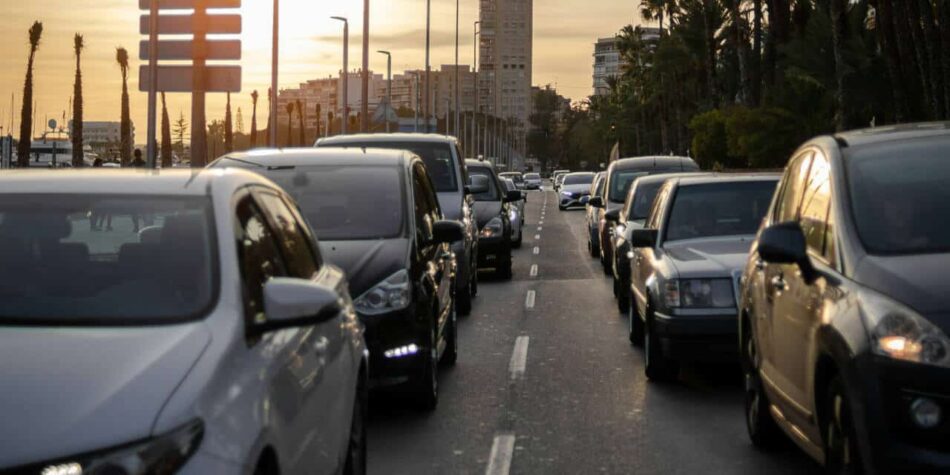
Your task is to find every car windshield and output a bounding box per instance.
[609,170,648,203]
[320,141,457,192]
[629,181,665,220]
[665,181,777,242]
[226,161,405,241]
[501,173,523,183]
[469,167,500,201]
[846,138,950,255]
[564,173,594,185]
[0,195,216,324]
[525,173,540,180]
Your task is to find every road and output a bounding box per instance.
[367,188,822,474]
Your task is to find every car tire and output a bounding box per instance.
[617,278,630,314]
[644,304,678,382]
[442,304,458,367]
[823,376,862,475]
[628,292,644,347]
[743,329,781,449]
[513,233,523,249]
[496,252,513,280]
[456,280,473,316]
[588,237,599,258]
[412,325,439,411]
[343,375,368,475]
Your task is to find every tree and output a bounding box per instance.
[285,101,295,147]
[17,21,43,167]
[315,103,322,138]
[71,33,84,167]
[173,111,188,158]
[116,47,132,166]
[161,92,172,167]
[250,90,259,148]
[224,92,233,153]
[296,99,305,146]
[236,107,244,134]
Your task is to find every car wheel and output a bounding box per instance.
[628,291,644,347]
[470,258,478,297]
[824,376,862,475]
[513,232,523,249]
[617,278,630,314]
[496,252,513,280]
[343,376,368,475]
[456,278,472,316]
[644,304,678,382]
[743,329,781,449]
[588,238,598,258]
[412,325,439,411]
[442,304,458,367]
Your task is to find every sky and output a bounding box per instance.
[0,0,643,144]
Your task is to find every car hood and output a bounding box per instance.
[319,238,409,297]
[0,323,211,468]
[474,201,503,228]
[663,236,755,278]
[560,184,591,195]
[854,253,950,316]
[437,192,463,221]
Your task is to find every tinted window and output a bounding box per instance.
[469,167,500,201]
[609,170,648,203]
[775,152,814,223]
[629,181,665,220]
[321,141,458,192]
[564,173,595,185]
[525,173,540,180]
[666,181,778,242]
[255,190,319,279]
[799,152,834,263]
[0,195,215,323]
[236,198,287,324]
[846,138,950,254]
[247,165,405,241]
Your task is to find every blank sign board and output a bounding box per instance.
[138,65,241,93]
[139,40,241,61]
[138,0,241,9]
[140,14,241,35]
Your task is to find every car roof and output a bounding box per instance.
[673,173,781,187]
[317,133,459,146]
[216,147,412,169]
[633,171,712,186]
[565,171,595,176]
[611,156,697,170]
[834,122,950,149]
[465,159,495,169]
[0,168,266,196]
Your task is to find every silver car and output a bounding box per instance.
[0,169,368,474]
[502,177,526,248]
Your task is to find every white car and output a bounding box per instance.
[0,169,368,475]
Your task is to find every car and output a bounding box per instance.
[607,172,705,313]
[739,124,950,473]
[586,172,607,257]
[523,172,542,190]
[467,159,521,279]
[0,169,368,475]
[501,177,526,248]
[553,172,568,192]
[558,172,596,210]
[499,172,525,190]
[588,156,700,275]
[629,174,779,381]
[211,149,465,410]
[315,133,479,316]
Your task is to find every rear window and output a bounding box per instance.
[319,141,458,192]
[609,168,686,203]
[0,195,216,324]
[525,173,540,180]
[564,174,595,185]
[665,181,777,242]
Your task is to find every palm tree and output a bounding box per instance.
[116,47,132,166]
[224,92,233,153]
[285,101,295,146]
[250,90,259,148]
[17,21,43,167]
[296,99,305,146]
[161,92,172,167]
[72,33,84,167]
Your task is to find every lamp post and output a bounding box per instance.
[270,0,279,147]
[361,0,370,133]
[473,20,480,157]
[424,0,431,133]
[454,0,459,138]
[377,50,391,133]
[331,16,349,135]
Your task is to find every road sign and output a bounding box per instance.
[138,65,241,93]
[139,0,240,9]
[140,14,242,35]
[139,39,241,61]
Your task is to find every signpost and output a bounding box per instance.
[138,0,242,168]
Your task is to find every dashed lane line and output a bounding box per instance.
[485,433,516,475]
[530,264,538,277]
[533,246,540,255]
[509,335,530,377]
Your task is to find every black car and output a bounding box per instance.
[499,172,525,190]
[467,159,521,279]
[212,148,464,410]
[740,123,950,473]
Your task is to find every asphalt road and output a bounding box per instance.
[367,188,822,475]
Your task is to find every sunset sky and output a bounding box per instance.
[0,0,643,143]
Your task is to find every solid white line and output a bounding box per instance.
[530,264,538,277]
[525,290,536,309]
[485,434,516,475]
[533,246,540,255]
[510,336,529,377]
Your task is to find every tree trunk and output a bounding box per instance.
[918,0,945,118]
[17,52,35,167]
[72,52,84,166]
[830,0,849,130]
[703,0,719,107]
[120,77,131,166]
[732,0,750,105]
[224,92,233,153]
[895,0,931,119]
[938,0,950,118]
[250,98,258,148]
[874,0,909,122]
[751,0,763,105]
[161,92,172,167]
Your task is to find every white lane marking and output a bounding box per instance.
[534,234,540,240]
[537,227,542,232]
[485,434,517,475]
[525,290,536,309]
[539,221,543,225]
[530,264,538,277]
[510,336,530,377]
[533,246,540,255]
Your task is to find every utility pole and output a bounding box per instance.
[378,51,391,133]
[269,0,279,148]
[454,0,460,138]
[424,0,431,133]
[146,0,158,168]
[473,21,480,157]
[331,17,349,135]
[414,72,420,132]
[361,0,370,132]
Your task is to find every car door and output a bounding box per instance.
[253,188,349,474]
[633,183,672,313]
[768,150,835,432]
[411,163,450,349]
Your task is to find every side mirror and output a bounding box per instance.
[758,221,817,282]
[605,209,620,222]
[579,195,590,205]
[630,229,658,248]
[468,175,490,194]
[587,196,604,208]
[504,190,522,203]
[259,278,341,333]
[433,220,465,243]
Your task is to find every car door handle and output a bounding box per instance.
[770,275,787,292]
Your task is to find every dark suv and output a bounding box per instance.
[740,123,950,473]
[467,159,521,279]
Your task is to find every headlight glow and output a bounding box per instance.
[480,217,504,238]
[354,269,412,315]
[665,279,735,308]
[861,289,950,367]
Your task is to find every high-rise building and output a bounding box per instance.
[479,0,532,163]
[593,27,660,96]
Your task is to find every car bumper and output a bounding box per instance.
[653,310,739,361]
[525,182,541,189]
[360,307,428,388]
[477,235,508,266]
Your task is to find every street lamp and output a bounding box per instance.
[270,0,279,147]
[331,16,349,135]
[377,50,392,133]
[361,0,370,133]
[473,20,480,158]
[454,0,460,139]
[424,0,431,133]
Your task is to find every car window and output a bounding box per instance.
[799,152,834,264]
[647,182,672,230]
[255,190,320,279]
[469,167,501,201]
[0,195,216,324]
[628,181,665,221]
[236,197,288,325]
[321,141,458,192]
[412,164,438,244]
[775,151,814,223]
[665,181,778,242]
[564,174,595,185]
[609,170,648,203]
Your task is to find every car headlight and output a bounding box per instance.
[38,419,203,475]
[663,279,735,308]
[480,217,504,238]
[354,269,411,315]
[861,288,950,368]
[561,191,573,197]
